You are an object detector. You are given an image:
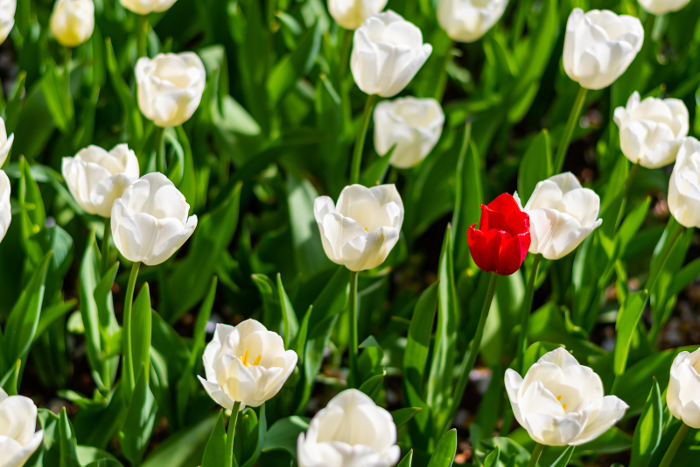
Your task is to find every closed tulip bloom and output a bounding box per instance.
[297,389,401,467]
[0,117,14,168]
[668,137,700,228]
[516,173,602,260]
[0,170,10,244]
[0,389,44,467]
[467,193,530,276]
[198,320,298,409]
[638,0,690,14]
[0,0,15,45]
[329,0,388,30]
[667,347,700,428]
[314,184,403,272]
[437,0,508,43]
[351,11,432,98]
[120,0,177,14]
[614,91,689,169]
[505,347,628,446]
[62,144,139,218]
[373,97,444,169]
[563,9,644,90]
[111,172,197,266]
[136,52,206,127]
[50,0,94,47]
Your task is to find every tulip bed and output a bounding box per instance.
[2,0,700,466]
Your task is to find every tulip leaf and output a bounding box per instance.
[630,379,662,467]
[361,145,395,187]
[40,57,73,133]
[174,126,197,216]
[0,359,21,395]
[277,273,299,346]
[141,415,217,467]
[202,410,227,467]
[121,367,158,464]
[397,450,413,467]
[391,407,422,429]
[105,38,143,145]
[358,371,386,399]
[262,415,309,458]
[453,137,483,272]
[484,446,500,467]
[427,429,457,467]
[550,445,575,467]
[291,304,312,364]
[613,291,647,376]
[517,130,552,204]
[124,283,152,404]
[59,408,81,467]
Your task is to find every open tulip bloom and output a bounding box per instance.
[0,170,11,245]
[50,0,95,48]
[668,347,700,428]
[437,0,508,43]
[638,0,691,15]
[120,0,177,14]
[0,388,44,467]
[506,347,629,446]
[668,137,700,229]
[467,193,530,276]
[0,0,15,46]
[329,0,388,30]
[0,117,13,168]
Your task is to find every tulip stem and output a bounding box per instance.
[516,254,542,373]
[137,14,149,58]
[659,422,690,467]
[440,272,499,438]
[553,86,588,174]
[224,402,242,467]
[348,270,360,387]
[615,162,640,231]
[336,28,352,89]
[527,443,545,467]
[155,126,166,174]
[123,261,141,395]
[435,42,454,102]
[101,218,111,276]
[350,94,377,185]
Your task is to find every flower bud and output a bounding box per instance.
[329,0,387,30]
[111,172,197,266]
[120,0,177,15]
[0,170,10,244]
[0,117,14,168]
[136,52,206,127]
[50,0,95,47]
[62,144,139,218]
[373,97,444,169]
[563,9,643,90]
[668,137,700,228]
[437,0,508,43]
[0,0,15,45]
[668,347,700,428]
[0,388,44,467]
[351,11,432,98]
[638,0,690,14]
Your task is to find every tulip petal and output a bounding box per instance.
[342,226,400,271]
[197,376,236,411]
[525,412,582,446]
[570,396,628,445]
[0,395,38,446]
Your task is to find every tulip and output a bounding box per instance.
[329,0,388,30]
[437,0,508,43]
[613,91,689,169]
[135,52,206,128]
[297,389,401,467]
[314,184,403,272]
[373,97,444,169]
[0,0,15,45]
[0,117,14,168]
[50,0,94,47]
[120,0,177,15]
[667,347,700,428]
[62,144,140,218]
[111,172,197,266]
[351,11,432,98]
[467,193,530,276]
[563,9,644,90]
[515,173,602,260]
[0,389,44,467]
[0,170,10,244]
[505,347,629,446]
[198,320,298,409]
[668,137,700,229]
[638,0,690,14]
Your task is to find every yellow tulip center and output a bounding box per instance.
[239,349,262,368]
[557,395,567,410]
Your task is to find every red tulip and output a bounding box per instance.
[467,193,531,276]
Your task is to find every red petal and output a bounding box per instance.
[497,232,531,276]
[487,193,521,218]
[468,224,503,273]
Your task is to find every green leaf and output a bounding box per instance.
[124,283,152,403]
[453,139,483,272]
[359,372,386,399]
[58,408,81,467]
[121,368,158,464]
[141,415,217,467]
[202,410,227,467]
[174,126,197,215]
[613,291,647,376]
[550,445,575,467]
[484,446,500,467]
[427,429,457,467]
[517,130,552,203]
[391,407,422,429]
[397,450,413,467]
[0,359,21,395]
[277,274,299,346]
[105,38,143,144]
[630,380,662,467]
[262,416,309,458]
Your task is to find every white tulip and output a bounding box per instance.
[297,389,401,467]
[0,0,15,45]
[505,347,628,446]
[351,11,432,98]
[515,173,602,260]
[50,0,94,47]
[329,0,387,30]
[0,389,44,467]
[120,0,177,15]
[62,144,139,218]
[373,97,444,169]
[638,0,690,15]
[668,347,700,428]
[614,92,688,169]
[0,117,14,168]
[668,137,700,229]
[198,320,298,409]
[563,9,644,90]
[111,172,197,266]
[314,184,403,272]
[0,170,10,244]
[437,0,508,43]
[135,53,206,128]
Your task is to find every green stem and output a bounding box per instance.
[614,162,640,231]
[137,14,149,58]
[439,272,499,437]
[64,47,72,111]
[660,423,690,467]
[224,402,243,467]
[527,443,545,467]
[336,28,353,89]
[155,126,166,174]
[647,221,684,291]
[123,262,141,393]
[348,270,360,388]
[350,94,377,185]
[434,42,454,102]
[553,86,588,174]
[101,218,111,276]
[516,254,542,373]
